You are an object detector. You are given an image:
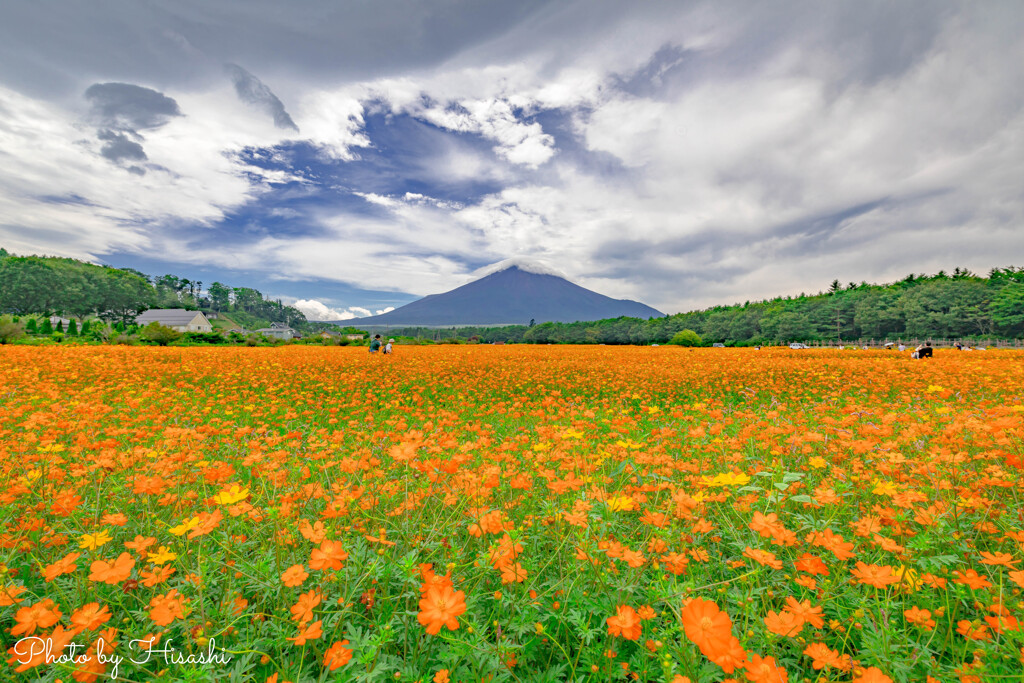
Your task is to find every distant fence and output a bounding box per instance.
[803,339,1024,349]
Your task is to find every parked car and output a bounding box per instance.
[789,343,809,349]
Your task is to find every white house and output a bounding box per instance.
[135,309,213,333]
[255,322,298,340]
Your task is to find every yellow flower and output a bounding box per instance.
[213,484,250,505]
[79,529,113,550]
[703,472,751,487]
[872,480,897,496]
[926,385,945,393]
[606,496,637,512]
[148,546,178,565]
[561,429,585,439]
[169,517,201,537]
[808,456,828,469]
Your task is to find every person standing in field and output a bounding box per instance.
[384,338,394,354]
[369,334,382,353]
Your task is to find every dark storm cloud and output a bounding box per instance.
[83,82,180,170]
[225,63,298,131]
[0,0,558,98]
[85,82,182,131]
[97,129,147,162]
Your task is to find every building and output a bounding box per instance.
[345,334,364,341]
[255,322,298,340]
[135,309,213,333]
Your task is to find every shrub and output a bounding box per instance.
[669,329,703,347]
[139,322,181,346]
[0,316,25,344]
[182,331,228,345]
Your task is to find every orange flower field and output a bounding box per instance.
[1,345,1023,682]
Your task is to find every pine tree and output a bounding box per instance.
[68,319,78,336]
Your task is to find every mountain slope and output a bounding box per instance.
[337,265,663,326]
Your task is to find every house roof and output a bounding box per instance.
[136,309,208,326]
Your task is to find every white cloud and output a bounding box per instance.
[292,299,398,321]
[2,2,1023,316]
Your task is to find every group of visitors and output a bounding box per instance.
[368,334,394,354]
[911,342,933,359]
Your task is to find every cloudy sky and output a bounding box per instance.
[1,1,1022,319]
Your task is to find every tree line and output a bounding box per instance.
[385,267,1024,345]
[0,249,309,329]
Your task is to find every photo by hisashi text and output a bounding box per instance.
[10,635,233,679]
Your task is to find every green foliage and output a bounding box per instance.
[139,322,182,346]
[0,315,25,344]
[668,329,702,346]
[40,317,53,335]
[25,317,37,334]
[67,319,78,335]
[181,331,228,345]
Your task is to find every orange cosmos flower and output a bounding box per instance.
[7,624,76,672]
[0,585,28,606]
[744,653,789,683]
[124,535,157,558]
[309,540,349,571]
[10,599,62,636]
[706,635,748,674]
[681,598,733,654]
[764,609,804,637]
[280,564,309,587]
[956,620,990,641]
[979,551,1017,568]
[43,552,81,582]
[148,589,188,626]
[803,642,852,671]
[88,553,135,585]
[70,602,112,632]
[139,565,175,588]
[607,605,642,641]
[850,562,898,589]
[904,606,936,630]
[794,553,829,576]
[743,547,783,570]
[323,640,353,669]
[852,667,893,683]
[783,597,824,629]
[952,569,992,590]
[418,582,467,635]
[290,590,323,624]
[288,619,323,646]
[984,614,1022,633]
[433,669,451,683]
[71,652,106,682]
[661,552,690,575]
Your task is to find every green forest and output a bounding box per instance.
[386,267,1024,346]
[0,248,311,331]
[2,247,1022,346]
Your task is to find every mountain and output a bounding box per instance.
[335,263,663,327]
